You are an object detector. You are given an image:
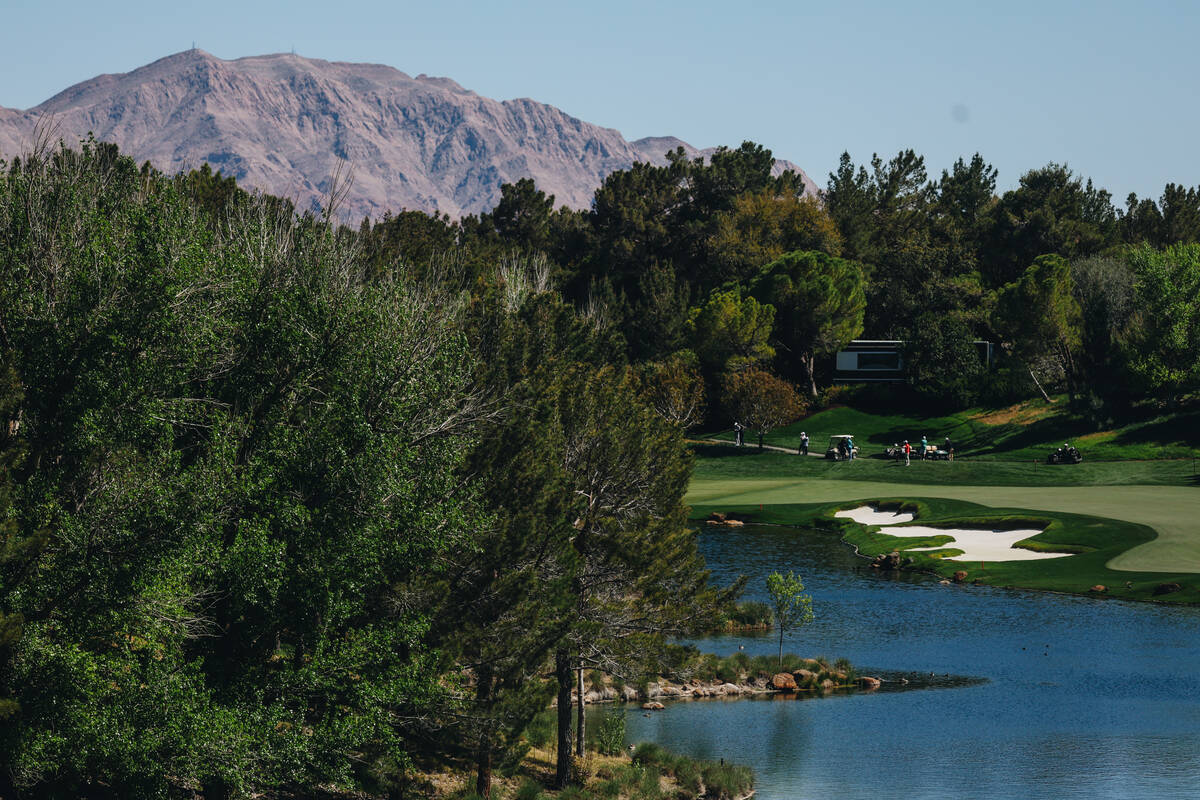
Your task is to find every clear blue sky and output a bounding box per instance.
[3,0,1197,202]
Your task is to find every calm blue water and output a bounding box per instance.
[606,524,1200,799]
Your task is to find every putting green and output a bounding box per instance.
[688,477,1200,573]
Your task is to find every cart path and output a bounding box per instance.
[687,437,823,456]
[686,477,1200,574]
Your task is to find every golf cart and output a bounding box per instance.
[924,446,952,461]
[1048,444,1082,465]
[825,434,859,461]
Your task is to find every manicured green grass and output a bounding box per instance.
[692,443,1200,487]
[691,496,1200,603]
[700,397,1200,462]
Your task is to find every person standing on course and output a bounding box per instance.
[944,436,953,461]
[800,431,809,456]
[846,436,855,460]
[903,439,911,466]
[920,434,928,460]
[734,421,744,447]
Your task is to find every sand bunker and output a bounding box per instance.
[835,505,1071,562]
[835,507,915,526]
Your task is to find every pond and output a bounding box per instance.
[604,524,1200,799]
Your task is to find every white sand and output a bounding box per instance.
[835,505,1071,562]
[897,526,1070,561]
[835,506,915,526]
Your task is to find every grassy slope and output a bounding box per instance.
[700,397,1200,462]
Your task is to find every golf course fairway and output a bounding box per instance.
[687,477,1200,573]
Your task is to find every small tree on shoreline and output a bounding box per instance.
[766,571,814,669]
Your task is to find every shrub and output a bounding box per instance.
[597,778,622,798]
[726,600,772,629]
[523,711,554,749]
[571,755,595,786]
[672,757,703,795]
[513,779,544,800]
[714,659,740,685]
[595,712,626,756]
[701,762,755,800]
[692,653,719,682]
[813,382,852,410]
[631,742,668,768]
[636,764,664,799]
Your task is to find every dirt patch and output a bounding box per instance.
[972,400,1057,426]
[1076,430,1117,444]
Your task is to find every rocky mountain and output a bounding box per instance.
[0,50,816,219]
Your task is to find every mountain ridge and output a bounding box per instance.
[0,50,817,219]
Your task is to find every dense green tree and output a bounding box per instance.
[708,191,842,285]
[624,261,692,362]
[361,207,461,279]
[1120,184,1200,247]
[934,154,998,232]
[822,150,982,339]
[0,141,491,798]
[1124,243,1200,401]
[1120,192,1166,246]
[1159,184,1200,245]
[750,251,866,396]
[871,149,933,240]
[451,272,621,798]
[1070,255,1136,417]
[0,352,44,740]
[931,153,998,272]
[823,152,876,261]
[982,164,1116,287]
[549,363,722,787]
[993,254,1083,402]
[686,288,776,378]
[480,178,556,252]
[637,353,707,430]
[581,155,690,301]
[900,314,986,410]
[182,162,247,222]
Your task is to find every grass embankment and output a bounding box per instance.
[696,496,1200,603]
[701,396,1200,463]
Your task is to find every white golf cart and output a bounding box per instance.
[825,434,859,461]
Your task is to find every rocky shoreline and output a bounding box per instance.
[564,665,885,711]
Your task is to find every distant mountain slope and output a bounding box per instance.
[0,50,816,219]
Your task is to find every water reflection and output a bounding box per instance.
[607,524,1200,799]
